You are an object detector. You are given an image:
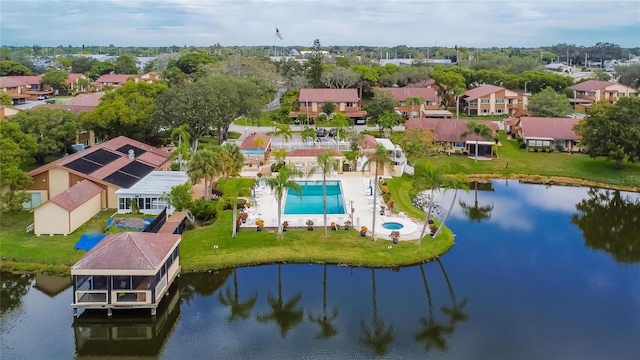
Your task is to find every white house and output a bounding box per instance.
[116,171,189,215]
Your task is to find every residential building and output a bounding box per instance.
[461,84,528,117]
[405,118,499,158]
[115,171,190,215]
[241,133,272,165]
[378,87,449,118]
[283,149,345,175]
[289,88,366,122]
[516,117,581,152]
[6,75,52,100]
[25,136,171,210]
[94,74,138,89]
[70,232,181,317]
[0,105,21,119]
[569,80,636,111]
[0,76,29,105]
[66,73,89,92]
[357,134,406,177]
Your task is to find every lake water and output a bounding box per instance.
[2,181,639,359]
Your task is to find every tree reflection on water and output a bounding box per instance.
[0,272,33,315]
[572,188,640,263]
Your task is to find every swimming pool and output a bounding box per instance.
[382,222,404,230]
[242,149,265,156]
[284,181,346,215]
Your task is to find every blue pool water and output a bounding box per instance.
[284,181,345,215]
[382,222,404,230]
[242,149,265,156]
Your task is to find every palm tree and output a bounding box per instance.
[308,265,339,339]
[332,113,350,148]
[433,173,469,238]
[220,178,249,238]
[360,269,394,356]
[274,123,293,143]
[459,182,494,223]
[219,143,245,180]
[415,264,453,352]
[453,86,465,120]
[406,95,425,118]
[362,144,394,241]
[187,145,221,201]
[301,126,316,143]
[309,152,339,235]
[217,269,258,322]
[171,124,192,171]
[257,264,304,339]
[437,259,469,330]
[413,160,450,244]
[343,150,359,172]
[461,121,494,162]
[263,164,303,238]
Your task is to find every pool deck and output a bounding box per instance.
[241,173,425,242]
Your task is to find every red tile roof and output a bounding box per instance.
[299,88,360,102]
[520,117,581,140]
[569,80,617,92]
[95,74,137,84]
[378,87,439,102]
[66,93,103,107]
[6,75,44,85]
[31,104,95,115]
[0,76,28,88]
[361,134,378,150]
[241,133,271,150]
[66,73,85,84]
[405,118,499,142]
[463,84,505,101]
[287,149,342,157]
[49,180,102,211]
[71,232,181,272]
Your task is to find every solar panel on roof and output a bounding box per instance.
[83,149,120,165]
[115,145,147,157]
[119,161,154,178]
[103,171,139,188]
[63,158,103,175]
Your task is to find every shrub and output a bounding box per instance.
[382,192,392,204]
[222,198,246,210]
[360,226,368,233]
[255,219,265,228]
[380,185,390,193]
[429,223,438,233]
[188,199,218,221]
[170,162,180,171]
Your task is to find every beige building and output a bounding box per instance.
[358,135,406,177]
[462,84,529,117]
[569,80,636,111]
[26,136,171,210]
[281,149,346,175]
[34,180,102,236]
[289,88,367,123]
[378,87,448,118]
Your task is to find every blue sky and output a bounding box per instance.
[1,0,639,48]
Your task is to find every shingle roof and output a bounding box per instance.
[0,77,28,88]
[405,118,499,142]
[66,93,103,107]
[95,74,137,84]
[463,84,505,101]
[5,75,44,85]
[299,88,360,102]
[241,133,271,150]
[519,117,581,140]
[66,73,85,84]
[378,87,439,102]
[361,134,378,150]
[287,149,342,156]
[71,232,181,272]
[49,180,102,211]
[569,80,617,92]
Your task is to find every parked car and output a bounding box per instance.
[316,128,327,137]
[37,95,46,100]
[355,119,366,125]
[328,128,336,137]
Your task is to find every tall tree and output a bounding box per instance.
[86,61,115,80]
[263,164,303,238]
[360,269,394,356]
[400,128,438,164]
[41,70,69,91]
[461,121,494,163]
[378,111,401,137]
[322,101,335,118]
[70,56,98,74]
[613,64,640,88]
[0,60,32,76]
[170,124,191,171]
[187,145,222,201]
[310,152,339,235]
[0,122,36,211]
[257,264,304,338]
[176,52,217,75]
[308,265,339,339]
[307,39,324,88]
[301,126,316,142]
[321,67,359,89]
[405,95,424,118]
[413,161,450,244]
[218,269,258,321]
[218,143,245,180]
[11,108,79,165]
[114,54,139,74]
[432,68,466,108]
[274,123,293,142]
[362,144,394,241]
[433,174,469,238]
[365,88,399,125]
[574,96,640,169]
[81,81,167,141]
[220,177,249,238]
[527,86,573,117]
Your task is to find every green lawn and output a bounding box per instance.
[427,132,640,188]
[0,210,151,274]
[180,210,452,273]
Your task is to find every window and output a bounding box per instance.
[482,109,490,114]
[453,142,465,148]
[496,109,503,114]
[618,92,625,97]
[401,111,408,116]
[554,140,565,146]
[400,101,406,106]
[426,101,436,106]
[346,102,354,107]
[119,197,131,210]
[481,99,490,104]
[144,198,151,209]
[496,99,504,104]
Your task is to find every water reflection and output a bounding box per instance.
[360,269,395,356]
[179,268,232,304]
[34,274,72,297]
[257,264,304,339]
[572,188,640,263]
[437,259,469,330]
[415,264,452,352]
[458,182,494,223]
[308,264,339,339]
[0,272,33,315]
[218,268,258,322]
[73,283,181,359]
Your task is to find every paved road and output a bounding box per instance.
[264,88,287,111]
[13,97,71,110]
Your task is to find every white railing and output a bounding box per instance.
[75,290,108,304]
[404,164,414,175]
[26,223,34,233]
[271,141,351,151]
[112,290,151,305]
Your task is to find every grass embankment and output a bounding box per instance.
[429,132,640,191]
[0,210,150,274]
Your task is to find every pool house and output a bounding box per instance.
[115,171,189,215]
[71,232,181,317]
